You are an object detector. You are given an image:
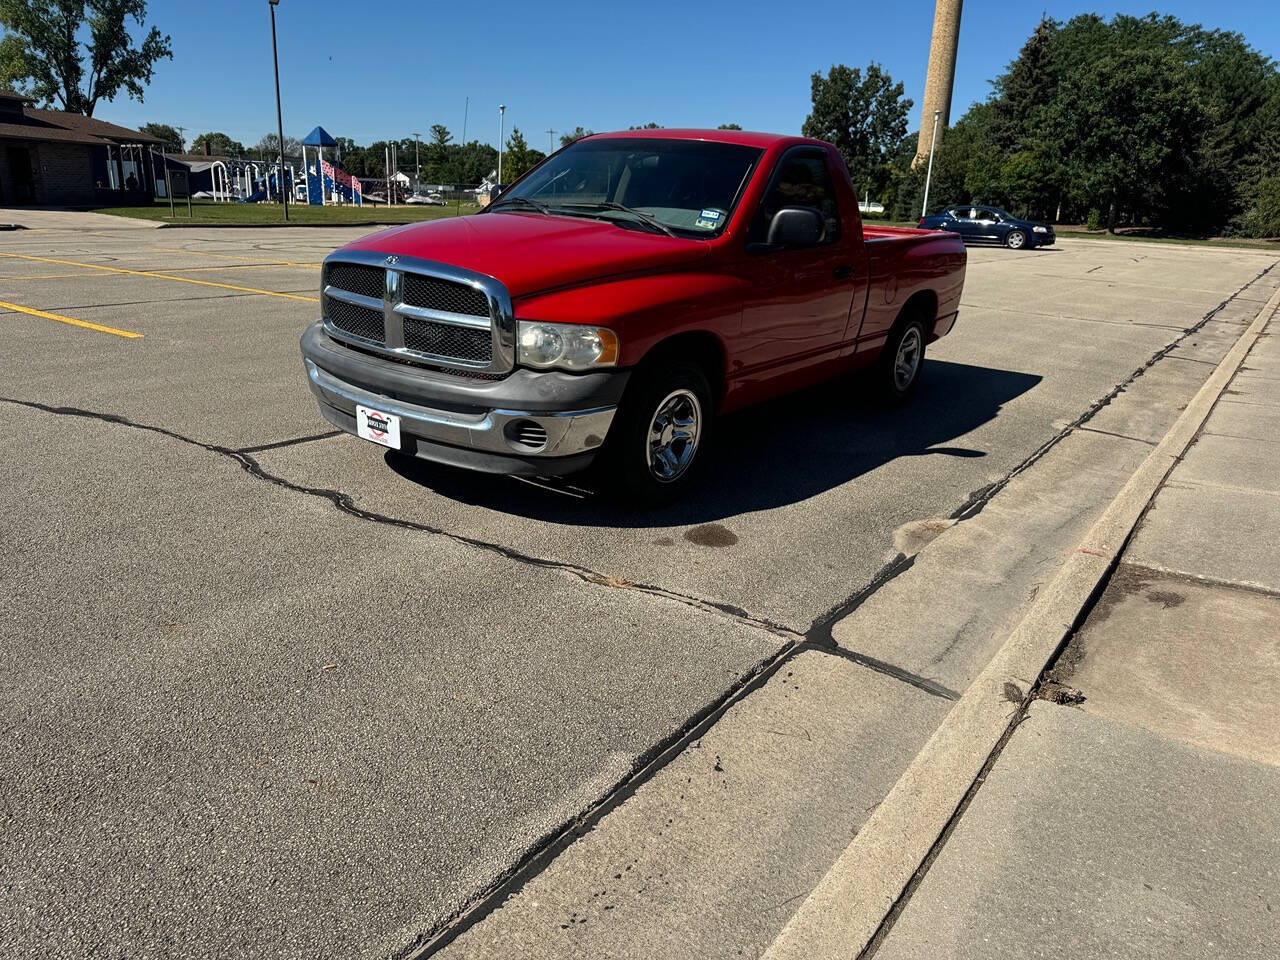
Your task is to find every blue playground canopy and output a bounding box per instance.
[302,126,337,148]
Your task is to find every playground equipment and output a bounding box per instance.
[301,125,361,206]
[210,160,230,202]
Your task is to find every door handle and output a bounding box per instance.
[833,264,855,281]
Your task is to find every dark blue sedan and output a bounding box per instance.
[920,205,1055,250]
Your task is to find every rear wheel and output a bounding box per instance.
[1005,229,1027,250]
[603,360,712,503]
[876,318,927,404]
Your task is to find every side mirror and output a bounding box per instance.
[767,206,824,247]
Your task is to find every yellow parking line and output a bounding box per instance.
[162,262,319,273]
[0,271,116,280]
[0,298,143,338]
[0,252,319,303]
[151,246,320,269]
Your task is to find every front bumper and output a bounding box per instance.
[300,322,628,476]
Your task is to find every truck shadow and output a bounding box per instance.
[386,359,1042,525]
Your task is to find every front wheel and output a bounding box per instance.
[1005,229,1027,250]
[603,361,712,503]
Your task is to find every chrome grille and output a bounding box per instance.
[403,318,492,363]
[325,296,384,342]
[402,273,489,318]
[320,252,513,373]
[325,263,384,300]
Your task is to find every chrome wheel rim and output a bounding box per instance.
[1008,231,1025,248]
[645,389,702,482]
[894,327,923,391]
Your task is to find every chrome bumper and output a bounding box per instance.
[304,359,616,459]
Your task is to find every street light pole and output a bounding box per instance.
[412,131,421,195]
[498,104,506,184]
[921,109,941,220]
[268,0,288,222]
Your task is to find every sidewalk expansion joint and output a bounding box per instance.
[1116,561,1280,602]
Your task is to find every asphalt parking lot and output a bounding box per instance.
[2,211,1277,958]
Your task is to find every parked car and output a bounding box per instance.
[920,205,1054,249]
[406,192,446,206]
[300,129,968,500]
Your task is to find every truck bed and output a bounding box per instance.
[862,224,952,243]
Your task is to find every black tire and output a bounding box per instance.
[1005,229,1028,250]
[876,317,927,404]
[603,360,713,503]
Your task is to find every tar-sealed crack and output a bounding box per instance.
[0,395,796,642]
[804,258,1280,659]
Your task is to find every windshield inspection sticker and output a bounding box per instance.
[695,208,725,229]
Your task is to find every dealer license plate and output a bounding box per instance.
[356,404,401,450]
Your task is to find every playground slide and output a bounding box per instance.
[239,187,268,203]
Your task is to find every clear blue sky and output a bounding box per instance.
[97,1,1279,151]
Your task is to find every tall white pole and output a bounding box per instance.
[921,109,941,219]
[498,104,506,184]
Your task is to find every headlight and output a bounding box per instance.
[517,321,619,371]
[1033,226,1048,234]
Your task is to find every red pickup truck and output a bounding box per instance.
[301,129,967,499]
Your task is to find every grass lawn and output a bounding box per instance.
[1054,228,1278,251]
[90,199,478,227]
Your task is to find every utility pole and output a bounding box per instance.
[547,128,555,153]
[498,104,506,184]
[412,131,421,195]
[268,0,288,220]
[457,97,469,217]
[921,110,941,218]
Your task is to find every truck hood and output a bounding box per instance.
[344,211,708,299]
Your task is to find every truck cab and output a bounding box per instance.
[301,129,967,500]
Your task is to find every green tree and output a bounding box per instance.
[190,131,245,158]
[717,123,742,130]
[140,121,181,151]
[559,126,593,147]
[253,132,301,160]
[502,126,544,181]
[0,0,172,116]
[802,63,911,202]
[629,122,662,129]
[1060,49,1205,231]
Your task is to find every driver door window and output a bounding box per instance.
[750,152,840,246]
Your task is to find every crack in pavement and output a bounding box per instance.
[0,395,797,642]
[801,259,1279,669]
[236,431,344,454]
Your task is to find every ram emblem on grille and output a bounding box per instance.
[384,255,399,266]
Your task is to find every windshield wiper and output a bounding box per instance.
[559,201,678,238]
[489,195,552,214]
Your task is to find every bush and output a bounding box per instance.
[1086,208,1102,231]
[1237,175,1280,238]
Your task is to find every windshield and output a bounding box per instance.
[495,138,763,237]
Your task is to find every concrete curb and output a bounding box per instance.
[761,280,1280,960]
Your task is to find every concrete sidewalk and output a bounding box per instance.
[872,309,1280,959]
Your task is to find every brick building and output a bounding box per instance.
[0,89,164,206]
